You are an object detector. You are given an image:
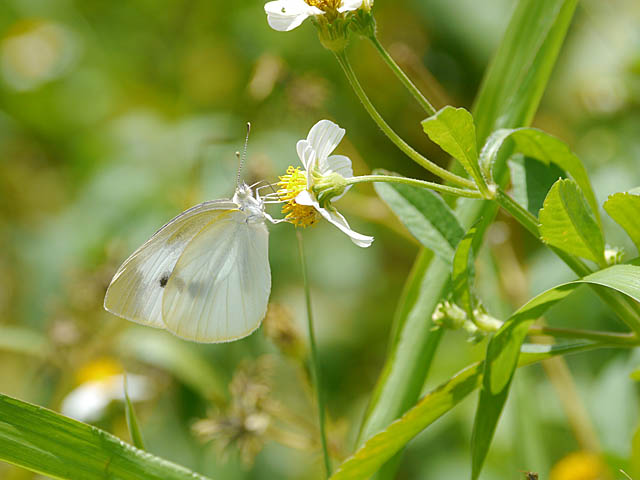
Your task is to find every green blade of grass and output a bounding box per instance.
[124,375,146,451]
[0,392,211,480]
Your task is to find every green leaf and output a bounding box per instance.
[451,224,480,319]
[331,342,600,480]
[604,191,640,253]
[471,263,640,479]
[124,375,146,451]
[480,128,599,224]
[509,155,565,215]
[539,179,605,266]
[421,106,486,190]
[373,169,465,263]
[0,393,211,480]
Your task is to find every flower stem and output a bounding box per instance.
[528,325,639,346]
[495,188,640,336]
[296,230,331,477]
[334,50,475,189]
[368,34,437,116]
[346,174,483,198]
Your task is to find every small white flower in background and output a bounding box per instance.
[61,359,152,422]
[264,0,363,32]
[273,119,374,248]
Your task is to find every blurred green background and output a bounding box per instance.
[1,0,639,478]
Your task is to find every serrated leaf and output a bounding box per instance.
[421,106,486,189]
[480,128,599,224]
[452,224,480,319]
[124,375,146,450]
[509,155,565,215]
[0,393,211,480]
[604,191,640,253]
[373,170,465,263]
[471,263,640,479]
[539,179,605,266]
[331,342,599,480]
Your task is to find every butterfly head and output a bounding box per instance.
[234,182,266,223]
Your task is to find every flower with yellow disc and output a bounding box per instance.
[271,119,373,247]
[264,0,364,32]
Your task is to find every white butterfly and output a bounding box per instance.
[104,182,274,343]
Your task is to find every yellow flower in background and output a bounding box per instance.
[550,451,609,480]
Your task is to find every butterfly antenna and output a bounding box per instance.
[236,122,251,187]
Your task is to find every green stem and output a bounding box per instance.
[296,230,331,477]
[346,174,483,199]
[495,188,640,335]
[528,325,639,346]
[368,35,437,116]
[334,51,475,190]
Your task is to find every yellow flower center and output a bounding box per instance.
[277,166,320,227]
[305,0,342,12]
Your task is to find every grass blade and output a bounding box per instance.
[0,393,211,480]
[124,375,146,451]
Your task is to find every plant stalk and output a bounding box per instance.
[528,325,638,345]
[296,230,331,477]
[368,35,437,116]
[345,174,483,198]
[334,51,475,190]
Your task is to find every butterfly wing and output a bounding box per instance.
[104,200,237,329]
[161,211,271,342]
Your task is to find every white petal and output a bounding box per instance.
[296,139,315,170]
[61,381,111,422]
[338,0,364,12]
[307,119,345,161]
[295,189,316,206]
[317,206,374,248]
[264,0,322,32]
[322,154,353,178]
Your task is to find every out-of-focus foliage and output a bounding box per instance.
[0,0,639,478]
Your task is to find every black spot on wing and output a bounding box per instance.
[159,273,169,288]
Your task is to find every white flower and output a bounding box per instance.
[276,120,374,248]
[61,374,152,422]
[264,0,363,32]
